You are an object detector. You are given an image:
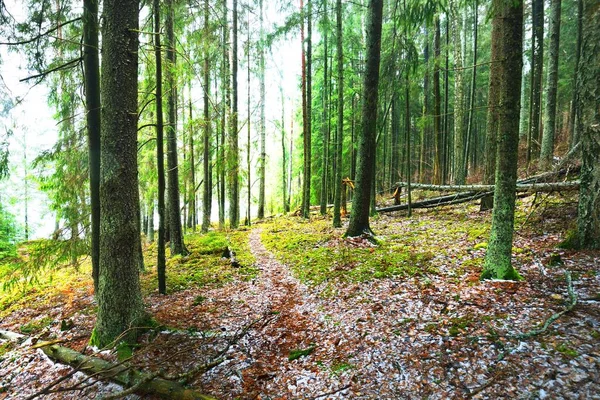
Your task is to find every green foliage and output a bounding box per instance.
[554,343,578,358]
[0,204,19,260]
[261,217,435,287]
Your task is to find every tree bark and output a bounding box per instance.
[301,0,313,219]
[93,0,146,347]
[82,0,101,295]
[345,0,383,238]
[576,0,600,249]
[450,0,466,185]
[320,0,329,216]
[527,0,544,164]
[432,16,442,185]
[568,0,583,149]
[481,2,501,211]
[154,0,167,295]
[201,0,211,232]
[481,0,524,281]
[258,0,266,219]
[539,0,562,170]
[229,0,240,228]
[40,344,215,400]
[333,0,343,228]
[166,0,186,254]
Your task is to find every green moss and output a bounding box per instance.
[0,342,14,358]
[473,242,488,250]
[558,229,580,249]
[141,230,258,294]
[555,343,578,358]
[261,217,435,286]
[20,316,53,334]
[288,344,316,361]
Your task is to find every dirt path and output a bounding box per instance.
[194,228,353,398]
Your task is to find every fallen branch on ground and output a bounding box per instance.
[391,181,580,193]
[38,344,216,399]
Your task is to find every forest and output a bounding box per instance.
[0,0,598,398]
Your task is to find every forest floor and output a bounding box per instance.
[1,192,599,399]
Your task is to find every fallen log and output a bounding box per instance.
[377,191,490,213]
[392,181,580,193]
[38,343,216,400]
[0,329,26,343]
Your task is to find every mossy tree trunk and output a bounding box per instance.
[481,0,524,281]
[154,0,167,295]
[332,0,343,228]
[165,0,186,254]
[82,0,101,294]
[432,15,442,185]
[301,0,313,219]
[345,0,383,238]
[229,0,240,228]
[450,0,466,185]
[320,0,329,217]
[93,0,147,347]
[539,0,562,170]
[481,4,501,211]
[576,0,600,249]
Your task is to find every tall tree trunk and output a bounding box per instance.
[419,27,429,182]
[93,0,146,347]
[464,0,478,179]
[154,0,167,295]
[246,32,251,226]
[333,0,343,228]
[450,0,466,185]
[301,0,313,219]
[201,0,211,232]
[539,0,561,170]
[229,0,240,228]
[166,0,186,254]
[82,0,101,294]
[527,0,544,164]
[481,0,502,212]
[432,15,442,185]
[258,0,266,219]
[576,0,600,249]
[345,0,383,238]
[320,0,329,216]
[148,198,155,243]
[443,16,450,184]
[568,0,583,149]
[219,0,229,229]
[481,0,524,281]
[188,85,196,231]
[281,86,289,213]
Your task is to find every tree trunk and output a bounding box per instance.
[301,0,313,219]
[432,15,442,185]
[320,0,329,216]
[481,2,501,211]
[201,0,211,232]
[165,0,186,254]
[539,0,562,170]
[93,0,146,347]
[568,0,583,149]
[40,344,215,400]
[258,0,266,220]
[345,0,383,238]
[481,0,524,281]
[527,0,544,164]
[576,0,600,249]
[246,32,251,226]
[464,0,478,179]
[219,0,229,229]
[443,17,450,184]
[450,0,466,185]
[82,0,101,295]
[333,0,343,228]
[148,198,155,243]
[229,0,240,228]
[153,0,167,295]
